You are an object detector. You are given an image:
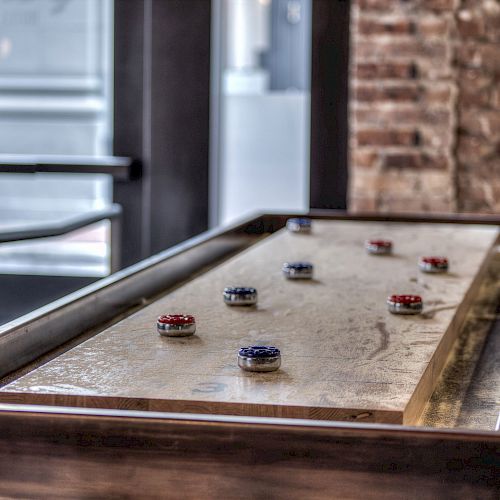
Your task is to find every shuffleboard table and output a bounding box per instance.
[0,212,498,498]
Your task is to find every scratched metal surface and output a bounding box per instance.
[0,221,497,424]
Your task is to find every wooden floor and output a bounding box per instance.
[0,220,498,424]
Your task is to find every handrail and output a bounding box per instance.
[0,154,141,181]
[0,204,122,244]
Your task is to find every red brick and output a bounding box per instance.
[349,196,378,213]
[351,150,380,168]
[491,86,500,110]
[456,43,500,72]
[458,68,494,93]
[483,3,500,42]
[418,16,451,36]
[378,196,447,213]
[419,128,454,149]
[420,0,458,11]
[355,62,418,79]
[455,44,481,68]
[483,112,500,136]
[357,0,456,12]
[459,111,481,135]
[355,84,454,106]
[482,0,500,13]
[418,109,453,126]
[416,57,454,80]
[457,135,497,165]
[358,18,415,35]
[459,87,491,108]
[460,110,500,139]
[355,107,420,125]
[387,86,421,102]
[355,84,420,103]
[357,0,396,11]
[476,43,500,73]
[457,10,486,38]
[460,0,485,7]
[458,196,495,213]
[458,157,500,178]
[350,171,380,195]
[355,107,452,127]
[457,174,500,213]
[356,40,447,60]
[423,84,454,104]
[383,152,450,169]
[421,171,456,192]
[356,129,420,146]
[375,171,420,194]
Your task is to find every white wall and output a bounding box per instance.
[220,91,309,225]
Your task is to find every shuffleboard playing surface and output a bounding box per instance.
[1,221,498,424]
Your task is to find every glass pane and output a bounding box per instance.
[0,0,112,155]
[0,0,113,324]
[212,0,311,225]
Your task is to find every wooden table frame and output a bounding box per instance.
[0,404,498,498]
[0,211,498,497]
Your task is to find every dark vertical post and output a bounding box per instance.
[113,0,211,266]
[148,0,211,255]
[310,0,350,209]
[113,0,146,267]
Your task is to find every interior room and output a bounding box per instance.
[0,0,498,497]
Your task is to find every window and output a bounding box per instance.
[212,0,312,225]
[0,0,113,278]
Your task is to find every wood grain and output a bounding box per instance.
[420,250,500,430]
[0,406,498,499]
[0,220,497,424]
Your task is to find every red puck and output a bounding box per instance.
[157,314,195,325]
[365,239,393,255]
[421,257,448,265]
[369,239,392,248]
[389,294,422,304]
[419,256,449,273]
[387,294,423,315]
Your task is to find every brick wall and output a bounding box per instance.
[455,0,500,212]
[348,0,500,214]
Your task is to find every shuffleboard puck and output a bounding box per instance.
[223,287,258,306]
[238,346,281,372]
[286,217,312,234]
[282,262,313,279]
[365,239,393,255]
[419,256,448,273]
[387,295,423,315]
[157,314,196,337]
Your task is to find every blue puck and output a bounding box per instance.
[238,346,280,358]
[238,346,281,372]
[282,261,314,279]
[223,287,257,306]
[286,217,312,233]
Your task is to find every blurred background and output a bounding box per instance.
[215,0,311,225]
[0,0,314,323]
[0,0,112,276]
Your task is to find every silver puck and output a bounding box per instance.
[282,262,314,279]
